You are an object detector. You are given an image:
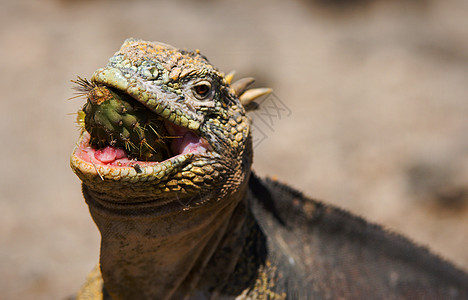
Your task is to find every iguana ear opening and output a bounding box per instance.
[228,72,272,112]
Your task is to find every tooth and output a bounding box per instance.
[167,113,176,123]
[128,168,137,177]
[100,166,110,176]
[147,99,156,108]
[188,120,199,130]
[138,91,149,102]
[161,108,171,118]
[180,116,189,127]
[120,169,129,177]
[110,169,121,177]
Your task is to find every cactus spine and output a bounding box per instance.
[74,78,170,162]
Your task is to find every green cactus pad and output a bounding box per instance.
[79,82,171,162]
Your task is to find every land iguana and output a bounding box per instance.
[70,39,468,299]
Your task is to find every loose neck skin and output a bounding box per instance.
[83,182,250,300]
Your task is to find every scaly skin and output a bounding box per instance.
[72,39,251,203]
[71,39,256,299]
[71,39,468,299]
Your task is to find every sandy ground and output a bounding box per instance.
[1,0,467,299]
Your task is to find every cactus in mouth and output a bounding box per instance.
[74,78,170,162]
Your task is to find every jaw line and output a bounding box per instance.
[72,132,215,214]
[71,131,195,184]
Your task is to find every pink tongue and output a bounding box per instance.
[94,146,127,164]
[170,130,206,155]
[180,131,204,154]
[167,121,204,155]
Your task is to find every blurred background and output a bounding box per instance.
[0,0,467,298]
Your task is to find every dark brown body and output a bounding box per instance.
[246,173,468,299]
[75,174,468,299]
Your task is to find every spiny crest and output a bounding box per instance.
[225,71,273,111]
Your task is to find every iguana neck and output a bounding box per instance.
[82,182,250,300]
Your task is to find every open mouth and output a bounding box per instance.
[73,80,210,173]
[75,122,208,168]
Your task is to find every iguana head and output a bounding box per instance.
[71,39,267,211]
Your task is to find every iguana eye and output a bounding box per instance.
[192,81,212,100]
